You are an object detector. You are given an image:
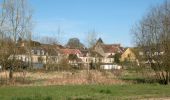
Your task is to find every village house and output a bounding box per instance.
[92,38,124,69]
[79,50,103,69]
[93,38,123,62]
[8,46,30,67]
[42,44,63,64]
[10,39,63,68]
[8,38,125,70]
[60,48,83,67]
[121,48,137,62]
[120,47,165,67]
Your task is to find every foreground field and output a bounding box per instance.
[0,84,170,100]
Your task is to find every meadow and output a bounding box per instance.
[0,84,170,100]
[0,68,169,100]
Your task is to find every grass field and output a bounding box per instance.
[0,84,170,100]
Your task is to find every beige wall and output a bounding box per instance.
[101,58,114,63]
[121,48,136,62]
[94,43,105,57]
[31,55,47,64]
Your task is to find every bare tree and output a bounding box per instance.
[40,36,58,45]
[85,29,99,77]
[132,0,170,84]
[39,26,61,45]
[86,29,98,48]
[0,0,33,80]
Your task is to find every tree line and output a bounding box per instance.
[132,0,170,85]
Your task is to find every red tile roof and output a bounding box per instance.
[60,49,82,55]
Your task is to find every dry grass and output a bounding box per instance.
[47,70,123,85]
[0,70,124,86]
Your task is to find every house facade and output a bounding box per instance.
[8,38,124,70]
[121,48,136,62]
[93,38,124,64]
[11,40,62,68]
[91,38,124,69]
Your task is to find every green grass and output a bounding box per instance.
[0,84,170,100]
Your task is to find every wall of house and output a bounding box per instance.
[11,55,30,62]
[104,53,115,58]
[94,43,105,57]
[47,56,59,64]
[101,58,114,63]
[121,48,136,62]
[31,55,47,64]
[80,57,94,63]
[80,56,104,64]
[100,64,121,70]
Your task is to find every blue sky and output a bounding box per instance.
[30,0,164,47]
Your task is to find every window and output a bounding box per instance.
[37,50,40,55]
[127,54,131,58]
[31,50,34,54]
[21,57,23,61]
[25,57,28,62]
[41,50,44,55]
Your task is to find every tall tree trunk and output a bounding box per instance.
[165,72,169,85]
[9,67,13,79]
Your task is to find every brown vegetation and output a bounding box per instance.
[0,70,124,86]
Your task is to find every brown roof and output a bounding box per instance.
[60,49,82,56]
[42,44,64,49]
[41,44,61,56]
[17,40,41,47]
[101,44,122,53]
[16,47,27,55]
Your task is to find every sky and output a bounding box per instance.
[29,0,164,47]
